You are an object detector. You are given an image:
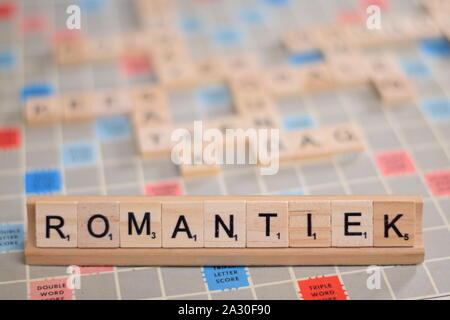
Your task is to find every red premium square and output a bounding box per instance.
[375,150,416,176]
[145,181,183,196]
[0,127,21,150]
[425,170,450,197]
[29,278,73,300]
[298,275,348,300]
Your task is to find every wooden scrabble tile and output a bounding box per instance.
[344,24,377,47]
[246,110,281,130]
[387,16,440,41]
[373,201,415,247]
[281,29,318,52]
[322,122,366,155]
[204,200,246,247]
[162,201,203,247]
[156,59,199,88]
[286,123,365,161]
[119,201,162,247]
[327,55,370,85]
[264,66,302,96]
[432,12,450,40]
[314,26,348,45]
[367,55,403,81]
[444,26,450,42]
[151,41,188,65]
[331,200,373,247]
[136,125,173,158]
[151,31,185,48]
[247,201,288,247]
[95,89,132,116]
[285,127,327,161]
[248,130,294,167]
[180,163,221,178]
[276,135,296,163]
[233,94,277,116]
[146,19,177,36]
[219,53,261,78]
[25,97,61,125]
[60,93,95,122]
[195,59,224,83]
[228,73,266,98]
[77,202,120,248]
[298,63,336,92]
[381,19,415,44]
[36,201,78,247]
[85,36,121,61]
[204,116,249,135]
[175,136,222,178]
[373,75,416,105]
[289,200,331,247]
[203,116,252,151]
[54,38,88,65]
[131,107,171,128]
[319,41,359,59]
[422,0,450,14]
[129,86,168,110]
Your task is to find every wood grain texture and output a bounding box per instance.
[247,201,288,247]
[289,200,331,247]
[25,195,424,266]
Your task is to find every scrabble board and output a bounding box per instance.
[1,0,450,300]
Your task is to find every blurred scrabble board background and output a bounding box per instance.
[1,0,450,300]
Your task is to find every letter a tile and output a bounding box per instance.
[162,201,203,247]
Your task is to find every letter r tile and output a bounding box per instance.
[36,201,77,247]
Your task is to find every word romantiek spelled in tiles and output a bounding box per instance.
[27,195,423,266]
[33,196,420,249]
